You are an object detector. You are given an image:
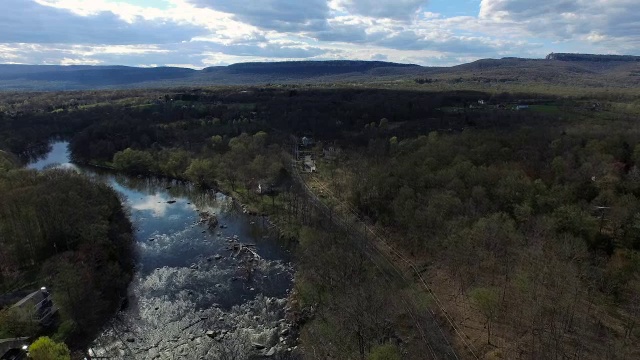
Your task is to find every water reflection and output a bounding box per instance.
[26,142,75,170]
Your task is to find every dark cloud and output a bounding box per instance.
[0,0,205,44]
[313,22,370,43]
[188,0,330,31]
[339,0,428,20]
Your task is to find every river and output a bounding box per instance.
[29,142,297,359]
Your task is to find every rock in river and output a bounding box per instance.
[265,347,276,357]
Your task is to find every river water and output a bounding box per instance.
[29,142,296,359]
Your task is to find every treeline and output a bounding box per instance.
[343,125,640,358]
[108,131,284,192]
[1,87,560,163]
[0,162,134,347]
[546,53,640,62]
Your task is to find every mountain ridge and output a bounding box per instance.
[0,54,637,91]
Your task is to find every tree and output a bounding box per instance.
[161,149,191,177]
[112,148,154,174]
[0,150,17,171]
[368,343,401,360]
[28,337,71,360]
[471,287,500,344]
[0,307,39,337]
[378,118,389,130]
[185,158,216,187]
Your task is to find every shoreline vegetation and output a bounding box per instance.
[1,80,639,359]
[0,153,135,353]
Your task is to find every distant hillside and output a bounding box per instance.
[0,55,638,91]
[0,60,420,91]
[414,55,640,88]
[224,60,419,75]
[546,53,640,62]
[0,65,196,88]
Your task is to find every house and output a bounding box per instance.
[256,182,275,195]
[0,340,28,360]
[0,346,28,360]
[303,155,317,173]
[516,105,530,110]
[11,287,58,327]
[301,137,314,147]
[478,100,486,105]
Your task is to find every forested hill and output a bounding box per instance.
[223,60,419,75]
[546,53,640,62]
[0,65,197,90]
[0,54,639,91]
[0,60,422,91]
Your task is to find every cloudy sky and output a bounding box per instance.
[0,0,637,68]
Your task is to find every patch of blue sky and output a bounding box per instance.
[426,0,480,17]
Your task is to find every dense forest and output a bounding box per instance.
[343,128,640,358]
[0,85,639,359]
[0,152,134,348]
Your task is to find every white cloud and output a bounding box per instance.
[0,0,638,68]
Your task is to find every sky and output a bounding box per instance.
[0,0,638,68]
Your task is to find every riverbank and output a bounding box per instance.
[1,142,300,359]
[0,161,136,353]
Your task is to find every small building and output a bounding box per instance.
[0,340,28,360]
[478,100,486,105]
[516,105,530,110]
[303,155,316,173]
[0,347,28,360]
[256,182,275,195]
[301,137,314,147]
[11,287,57,327]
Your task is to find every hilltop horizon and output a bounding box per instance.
[0,53,639,92]
[2,52,639,70]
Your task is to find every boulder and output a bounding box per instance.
[265,347,276,357]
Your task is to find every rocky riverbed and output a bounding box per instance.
[29,142,298,360]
